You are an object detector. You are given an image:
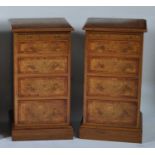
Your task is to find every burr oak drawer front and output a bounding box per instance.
[86,99,138,127]
[87,76,138,99]
[15,33,69,55]
[88,56,139,75]
[87,38,141,56]
[18,77,68,97]
[18,56,68,74]
[87,33,141,41]
[17,99,67,124]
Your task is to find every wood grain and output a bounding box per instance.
[11,18,73,140]
[88,56,139,75]
[12,126,73,141]
[18,57,68,74]
[10,18,73,32]
[18,77,67,97]
[18,100,67,124]
[80,18,147,143]
[88,39,140,56]
[80,120,142,143]
[87,77,138,98]
[83,18,147,32]
[87,32,141,41]
[86,99,137,127]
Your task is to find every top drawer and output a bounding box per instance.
[87,33,141,56]
[14,33,69,55]
[87,32,141,41]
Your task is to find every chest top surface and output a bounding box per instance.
[10,18,73,32]
[83,18,147,32]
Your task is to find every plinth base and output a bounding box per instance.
[79,114,142,143]
[12,125,73,141]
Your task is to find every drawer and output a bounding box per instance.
[16,33,69,41]
[18,56,68,74]
[87,33,141,41]
[88,40,140,56]
[18,99,67,124]
[15,33,69,55]
[87,77,138,98]
[18,77,67,97]
[86,99,137,127]
[88,57,139,75]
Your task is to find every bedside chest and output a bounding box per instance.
[79,18,147,143]
[10,18,73,140]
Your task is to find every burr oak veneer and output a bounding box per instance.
[11,18,73,140]
[79,18,147,143]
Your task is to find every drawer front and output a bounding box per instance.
[16,33,69,41]
[87,33,141,41]
[18,77,67,97]
[18,100,67,124]
[87,77,138,98]
[86,99,137,127]
[88,57,139,75]
[18,41,68,54]
[88,40,140,55]
[15,33,69,55]
[18,57,68,74]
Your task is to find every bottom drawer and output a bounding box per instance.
[86,99,138,127]
[17,99,67,124]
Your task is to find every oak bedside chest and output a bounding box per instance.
[10,18,73,140]
[79,18,147,143]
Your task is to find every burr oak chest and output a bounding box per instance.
[79,18,147,143]
[11,18,73,140]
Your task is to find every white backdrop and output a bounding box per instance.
[0,6,155,147]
